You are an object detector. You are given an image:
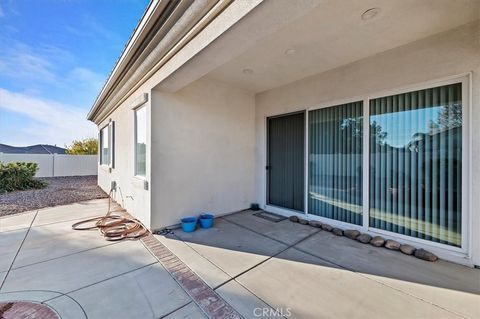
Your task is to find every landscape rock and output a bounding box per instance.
[344,229,360,240]
[332,228,343,236]
[385,240,401,250]
[298,218,308,225]
[321,224,333,231]
[414,249,438,262]
[356,234,372,244]
[370,236,385,247]
[308,220,322,228]
[289,216,299,223]
[400,244,416,255]
[0,176,108,217]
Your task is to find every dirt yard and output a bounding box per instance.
[0,175,108,217]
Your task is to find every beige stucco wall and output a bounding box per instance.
[255,22,480,266]
[150,78,256,229]
[97,94,152,228]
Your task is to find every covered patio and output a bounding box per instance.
[146,0,480,267]
[158,210,479,318]
[1,199,477,318]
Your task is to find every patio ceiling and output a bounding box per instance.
[207,0,478,93]
[158,0,479,93]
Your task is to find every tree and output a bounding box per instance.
[65,138,98,155]
[428,103,462,134]
[340,117,388,148]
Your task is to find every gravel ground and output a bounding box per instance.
[0,175,108,217]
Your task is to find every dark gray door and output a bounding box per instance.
[267,112,305,212]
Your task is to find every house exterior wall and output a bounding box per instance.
[254,22,480,266]
[97,92,152,228]
[150,78,256,229]
[93,1,263,227]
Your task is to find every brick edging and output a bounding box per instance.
[141,234,243,319]
[0,301,59,319]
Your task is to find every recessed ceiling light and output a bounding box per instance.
[361,7,380,21]
[242,68,253,74]
[285,48,296,55]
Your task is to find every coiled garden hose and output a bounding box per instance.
[71,190,148,241]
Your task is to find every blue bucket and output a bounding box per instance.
[199,213,214,229]
[181,217,197,232]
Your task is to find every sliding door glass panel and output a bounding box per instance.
[369,83,462,247]
[308,102,363,225]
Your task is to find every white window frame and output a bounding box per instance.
[263,73,471,258]
[134,105,147,179]
[99,123,114,168]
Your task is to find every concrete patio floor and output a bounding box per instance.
[157,210,480,319]
[0,199,479,319]
[0,199,205,319]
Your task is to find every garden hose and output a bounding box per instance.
[71,190,148,241]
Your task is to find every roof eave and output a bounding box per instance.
[87,0,235,125]
[87,0,168,122]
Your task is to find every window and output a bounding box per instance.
[100,125,110,166]
[302,78,466,249]
[135,106,147,177]
[369,83,462,246]
[99,122,115,167]
[308,101,363,225]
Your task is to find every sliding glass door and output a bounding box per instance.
[305,80,464,248]
[369,83,462,247]
[308,102,363,225]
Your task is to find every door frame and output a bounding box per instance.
[265,110,306,215]
[261,72,472,264]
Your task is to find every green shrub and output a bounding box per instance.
[0,162,47,193]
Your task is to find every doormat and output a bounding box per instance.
[253,211,287,223]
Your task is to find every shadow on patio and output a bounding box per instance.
[156,209,480,319]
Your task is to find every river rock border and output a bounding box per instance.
[289,216,438,262]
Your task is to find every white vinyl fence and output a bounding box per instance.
[0,153,98,177]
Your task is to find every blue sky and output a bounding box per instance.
[0,0,149,147]
[371,107,440,148]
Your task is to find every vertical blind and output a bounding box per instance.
[308,102,363,225]
[369,83,462,247]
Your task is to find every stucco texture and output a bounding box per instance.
[150,78,255,229]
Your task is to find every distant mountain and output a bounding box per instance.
[0,144,66,154]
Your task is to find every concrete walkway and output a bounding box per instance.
[0,199,206,319]
[1,199,479,319]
